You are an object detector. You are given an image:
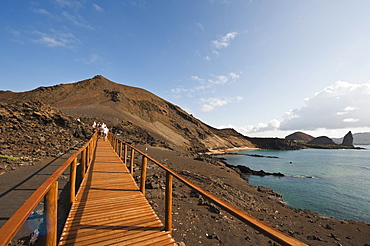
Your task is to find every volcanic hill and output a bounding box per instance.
[285,131,315,142]
[0,75,256,153]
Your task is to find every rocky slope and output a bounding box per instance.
[0,75,256,154]
[0,100,91,172]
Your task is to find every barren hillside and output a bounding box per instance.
[0,75,254,153]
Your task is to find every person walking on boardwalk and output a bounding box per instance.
[103,125,109,141]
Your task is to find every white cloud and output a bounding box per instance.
[229,72,240,80]
[208,75,228,85]
[200,96,243,112]
[212,50,219,56]
[191,75,205,83]
[238,119,281,133]
[344,106,358,111]
[211,32,238,49]
[32,30,79,48]
[172,72,242,111]
[203,55,211,61]
[37,36,66,47]
[93,3,104,12]
[280,81,370,130]
[337,105,359,115]
[200,98,229,112]
[171,87,187,94]
[343,118,360,123]
[172,72,241,96]
[229,80,370,137]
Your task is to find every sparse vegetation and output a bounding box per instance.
[0,155,20,162]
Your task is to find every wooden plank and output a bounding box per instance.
[59,139,175,245]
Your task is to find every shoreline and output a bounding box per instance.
[204,146,260,155]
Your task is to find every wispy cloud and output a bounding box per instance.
[55,0,82,9]
[62,11,94,29]
[92,3,104,12]
[200,96,243,112]
[200,31,238,60]
[171,72,241,97]
[211,32,238,49]
[196,22,204,30]
[32,30,79,48]
[6,27,21,37]
[33,8,53,16]
[75,54,101,64]
[171,72,242,112]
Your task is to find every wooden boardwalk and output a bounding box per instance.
[59,139,176,245]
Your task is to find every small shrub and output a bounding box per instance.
[0,155,21,162]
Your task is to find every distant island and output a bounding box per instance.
[285,131,367,149]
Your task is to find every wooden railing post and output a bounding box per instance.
[123,144,128,165]
[130,148,135,175]
[81,149,86,179]
[119,141,123,157]
[70,157,77,203]
[165,172,173,234]
[140,156,147,195]
[44,181,58,245]
[85,145,89,167]
[88,143,92,166]
[89,141,93,163]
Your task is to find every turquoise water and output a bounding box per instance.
[222,146,370,223]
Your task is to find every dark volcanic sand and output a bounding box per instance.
[1,145,370,246]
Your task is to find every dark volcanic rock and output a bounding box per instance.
[247,137,302,150]
[341,131,354,147]
[0,100,92,171]
[224,163,284,177]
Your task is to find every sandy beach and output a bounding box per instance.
[204,146,260,155]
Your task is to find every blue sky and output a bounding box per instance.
[1,0,370,138]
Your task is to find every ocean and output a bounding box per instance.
[222,146,370,223]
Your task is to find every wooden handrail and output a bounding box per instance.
[110,134,307,246]
[0,133,97,246]
[0,131,306,246]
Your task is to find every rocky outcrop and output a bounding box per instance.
[224,163,284,177]
[341,131,354,147]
